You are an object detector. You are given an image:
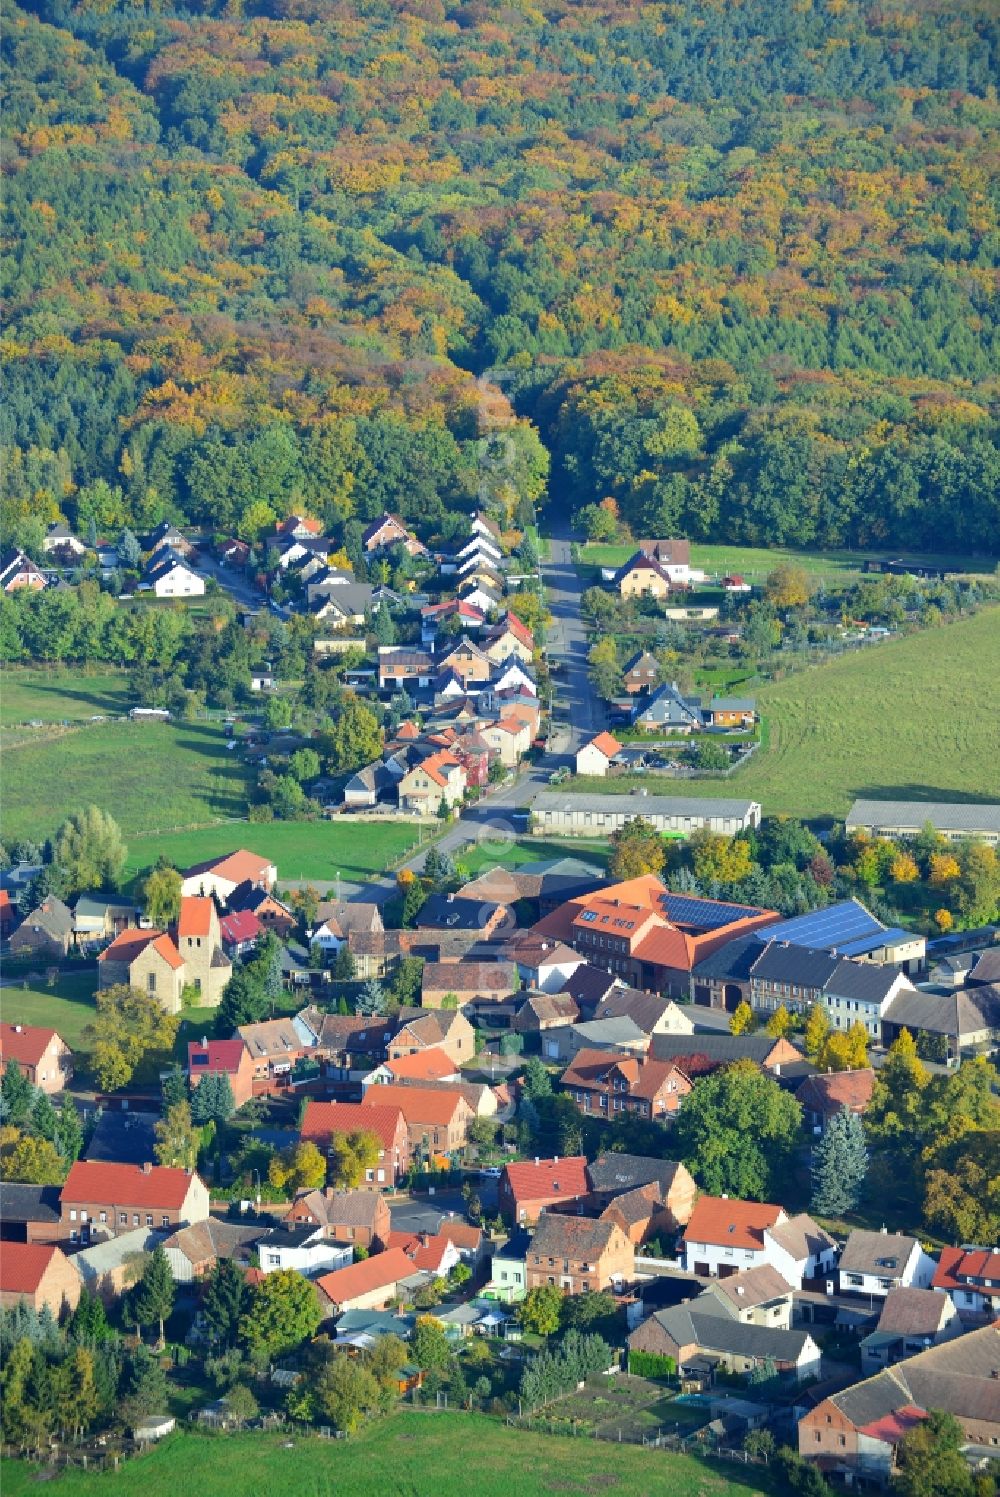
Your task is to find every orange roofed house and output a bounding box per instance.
[360,1083,472,1161]
[499,1155,590,1225]
[59,1161,210,1245]
[179,849,277,901]
[531,875,779,1000]
[0,1242,81,1315]
[0,1023,73,1094]
[575,732,623,778]
[560,1049,692,1121]
[300,1099,410,1190]
[98,928,186,1014]
[316,1247,418,1314]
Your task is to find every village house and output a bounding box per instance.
[513,992,581,1041]
[415,894,506,939]
[560,1049,692,1121]
[187,1037,255,1110]
[756,899,926,971]
[527,1213,634,1296]
[499,1155,590,1225]
[0,1242,81,1315]
[97,928,186,1013]
[860,1287,962,1373]
[594,986,695,1038]
[237,1015,317,1081]
[385,1229,461,1278]
[218,908,262,958]
[682,1197,836,1289]
[381,1050,458,1083]
[284,1188,392,1252]
[649,1032,806,1079]
[614,551,677,599]
[316,1247,418,1314]
[482,612,534,664]
[175,896,231,1006]
[388,1007,475,1066]
[530,875,777,1000]
[509,934,585,993]
[275,514,323,540]
[362,513,429,559]
[225,881,296,939]
[360,1083,473,1159]
[420,960,516,1008]
[0,547,48,592]
[698,1265,796,1329]
[630,1299,821,1384]
[59,1161,210,1245]
[575,732,623,778]
[397,750,467,815]
[255,1225,351,1278]
[0,1184,64,1245]
[378,647,434,693]
[880,982,1000,1060]
[838,1229,937,1299]
[621,650,660,695]
[143,548,205,598]
[299,1099,410,1189]
[74,1228,164,1302]
[0,1023,73,1093]
[586,1153,697,1227]
[795,1069,876,1131]
[798,1323,1000,1477]
[479,714,533,767]
[932,1246,1000,1321]
[9,896,74,958]
[180,849,277,901]
[72,895,137,948]
[541,1016,649,1066]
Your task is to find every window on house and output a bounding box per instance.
[162,1216,169,1228]
[120,1213,127,1225]
[148,972,156,994]
[146,1214,153,1227]
[69,1209,77,1221]
[132,1214,139,1226]
[99,1211,107,1224]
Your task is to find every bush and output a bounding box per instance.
[627,1350,676,1380]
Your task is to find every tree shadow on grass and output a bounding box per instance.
[854,783,1000,806]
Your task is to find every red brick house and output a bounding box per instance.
[360,1083,472,1158]
[499,1155,589,1225]
[560,1049,691,1121]
[300,1100,410,1190]
[526,1213,634,1295]
[0,1023,73,1093]
[284,1188,391,1251]
[0,1242,81,1315]
[59,1161,210,1244]
[187,1037,255,1109]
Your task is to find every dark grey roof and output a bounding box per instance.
[560,964,623,1009]
[15,896,73,939]
[827,959,905,1004]
[259,1225,320,1250]
[84,1111,160,1166]
[529,1213,620,1262]
[416,894,501,932]
[595,987,679,1034]
[839,1230,920,1276]
[691,936,762,984]
[644,1306,814,1363]
[883,985,1000,1038]
[831,1369,912,1428]
[586,1152,684,1196]
[650,1033,794,1065]
[750,944,839,989]
[0,1182,61,1224]
[846,798,1000,837]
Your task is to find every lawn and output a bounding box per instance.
[0,666,133,726]
[124,820,422,883]
[1,1411,777,1497]
[457,834,610,876]
[0,971,99,1057]
[1,719,251,844]
[567,606,1000,820]
[578,541,997,580]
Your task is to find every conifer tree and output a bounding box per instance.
[811,1106,868,1217]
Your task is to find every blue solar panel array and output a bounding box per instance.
[658,892,764,931]
[760,899,884,951]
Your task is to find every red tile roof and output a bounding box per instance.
[385,1052,456,1082]
[61,1161,199,1210]
[317,1247,416,1304]
[0,1242,65,1295]
[794,1068,876,1118]
[97,928,184,971]
[386,1231,454,1272]
[858,1406,927,1444]
[0,1023,60,1068]
[933,1245,1000,1294]
[588,732,622,760]
[501,1155,589,1207]
[177,896,214,938]
[188,1039,248,1075]
[682,1196,784,1251]
[440,1221,482,1251]
[360,1084,467,1127]
[300,1100,404,1154]
[219,909,262,945]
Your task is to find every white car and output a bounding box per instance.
[478,1166,503,1179]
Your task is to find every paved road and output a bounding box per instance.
[539,520,605,755]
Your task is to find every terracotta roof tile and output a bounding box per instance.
[0,1023,60,1068]
[385,1052,456,1082]
[182,849,273,885]
[316,1247,416,1304]
[933,1245,1000,1293]
[301,1100,404,1154]
[682,1196,784,1251]
[0,1242,66,1295]
[588,732,622,760]
[360,1084,467,1127]
[177,896,214,938]
[61,1161,200,1210]
[188,1039,247,1075]
[501,1156,589,1207]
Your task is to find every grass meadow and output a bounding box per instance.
[568,607,1000,819]
[2,1412,779,1497]
[124,820,421,884]
[0,666,134,726]
[579,541,998,580]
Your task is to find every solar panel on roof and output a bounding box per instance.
[762,900,884,950]
[658,893,762,930]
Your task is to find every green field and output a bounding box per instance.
[1,719,250,844]
[0,972,99,1057]
[1,1412,775,1497]
[456,834,610,876]
[568,607,1000,819]
[0,667,134,726]
[578,541,997,580]
[125,820,422,884]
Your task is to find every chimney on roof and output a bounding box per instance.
[881,1225,888,1234]
[13,1025,22,1034]
[142,1162,153,1174]
[535,1157,540,1167]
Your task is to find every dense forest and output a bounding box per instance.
[3,0,999,551]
